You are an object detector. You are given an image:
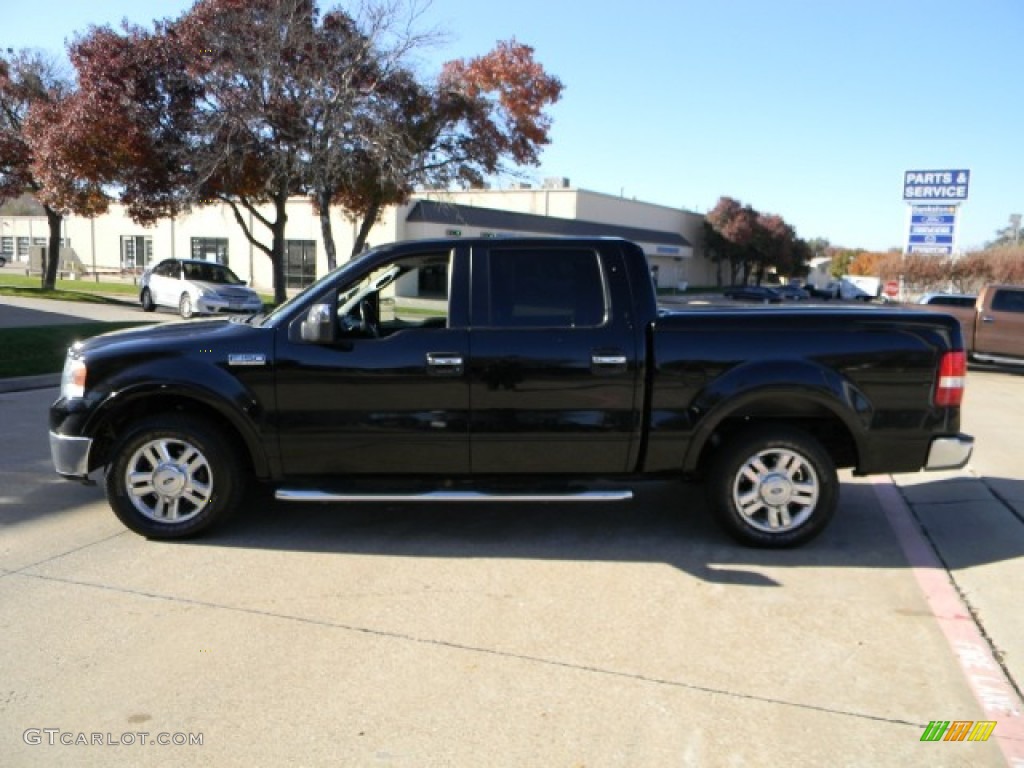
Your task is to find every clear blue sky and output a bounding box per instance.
[4,0,1021,251]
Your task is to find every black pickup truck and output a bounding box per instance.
[49,237,973,547]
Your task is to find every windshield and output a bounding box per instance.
[184,262,245,285]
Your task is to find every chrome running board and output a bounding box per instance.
[275,489,633,503]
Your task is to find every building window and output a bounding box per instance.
[285,240,316,289]
[32,237,47,246]
[190,237,229,265]
[1,237,12,256]
[60,237,71,248]
[120,235,153,269]
[17,237,29,257]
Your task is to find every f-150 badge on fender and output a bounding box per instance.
[227,353,267,366]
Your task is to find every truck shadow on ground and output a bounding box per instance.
[190,475,1024,587]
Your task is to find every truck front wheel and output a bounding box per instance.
[105,415,242,539]
[708,426,838,548]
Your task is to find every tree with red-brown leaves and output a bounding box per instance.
[706,196,812,285]
[705,196,758,284]
[0,50,104,289]
[42,1,563,298]
[335,38,564,258]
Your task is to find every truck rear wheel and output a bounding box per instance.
[708,426,837,548]
[105,415,242,539]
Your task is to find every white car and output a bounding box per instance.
[139,258,263,318]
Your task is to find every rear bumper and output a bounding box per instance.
[49,431,93,478]
[924,433,974,471]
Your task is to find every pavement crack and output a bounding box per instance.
[20,569,927,731]
[1,530,128,580]
[982,478,1024,525]
[899,485,1024,705]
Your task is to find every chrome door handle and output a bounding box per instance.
[592,354,627,366]
[591,352,628,375]
[426,353,464,375]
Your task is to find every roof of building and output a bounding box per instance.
[406,199,691,248]
[0,194,45,216]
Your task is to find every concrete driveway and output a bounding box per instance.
[0,294,177,326]
[0,301,1021,766]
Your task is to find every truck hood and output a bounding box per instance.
[72,317,265,359]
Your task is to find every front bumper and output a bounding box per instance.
[197,295,263,314]
[924,433,974,471]
[49,431,93,478]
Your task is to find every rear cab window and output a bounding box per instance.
[485,247,609,328]
[991,288,1024,313]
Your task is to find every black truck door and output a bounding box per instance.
[468,243,642,473]
[274,247,471,475]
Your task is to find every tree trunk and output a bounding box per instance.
[270,190,289,305]
[350,198,382,259]
[41,205,62,290]
[317,190,337,272]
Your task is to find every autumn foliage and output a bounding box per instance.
[837,245,1024,296]
[704,196,811,285]
[7,0,563,300]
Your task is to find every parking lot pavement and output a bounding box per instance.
[0,294,188,326]
[2,380,1021,767]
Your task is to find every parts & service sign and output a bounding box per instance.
[903,170,970,201]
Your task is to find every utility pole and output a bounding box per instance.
[1010,214,1021,245]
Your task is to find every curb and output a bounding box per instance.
[0,374,60,393]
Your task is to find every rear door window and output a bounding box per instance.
[486,247,607,328]
[991,289,1024,313]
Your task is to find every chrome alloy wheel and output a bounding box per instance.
[124,437,213,523]
[731,447,820,533]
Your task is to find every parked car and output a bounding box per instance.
[802,283,834,300]
[722,285,782,303]
[774,285,811,301]
[917,292,977,308]
[0,255,6,267]
[139,258,263,318]
[51,237,971,548]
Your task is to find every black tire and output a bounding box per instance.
[707,426,838,548]
[140,287,156,312]
[105,415,244,539]
[179,292,194,319]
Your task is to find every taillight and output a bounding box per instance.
[934,351,966,407]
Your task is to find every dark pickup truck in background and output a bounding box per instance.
[50,237,973,547]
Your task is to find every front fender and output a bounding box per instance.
[81,359,272,477]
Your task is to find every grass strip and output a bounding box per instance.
[0,322,153,378]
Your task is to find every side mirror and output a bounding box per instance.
[300,302,336,344]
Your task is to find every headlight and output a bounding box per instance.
[60,353,87,399]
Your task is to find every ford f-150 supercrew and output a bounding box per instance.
[49,237,973,547]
